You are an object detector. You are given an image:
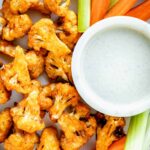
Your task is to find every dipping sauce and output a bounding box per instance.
[82,27,150,104]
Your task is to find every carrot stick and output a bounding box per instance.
[126,0,150,21]
[91,0,110,25]
[108,136,126,150]
[105,0,137,18]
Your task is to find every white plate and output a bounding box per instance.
[0,0,145,149]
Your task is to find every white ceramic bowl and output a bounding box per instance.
[72,16,150,117]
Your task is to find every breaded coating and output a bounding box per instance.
[96,113,125,150]
[0,41,44,79]
[39,83,79,120]
[58,103,97,150]
[49,83,80,121]
[25,51,44,79]
[56,10,79,49]
[37,127,60,150]
[10,80,45,133]
[44,0,70,16]
[2,0,32,41]
[38,85,54,111]
[1,46,31,94]
[0,17,6,36]
[0,109,12,143]
[0,40,16,57]
[10,0,38,14]
[28,18,71,55]
[31,1,51,14]
[0,78,11,104]
[4,129,39,150]
[45,52,72,82]
[2,14,32,41]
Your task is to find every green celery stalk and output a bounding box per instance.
[125,111,149,150]
[109,0,119,9]
[143,113,150,150]
[78,0,91,32]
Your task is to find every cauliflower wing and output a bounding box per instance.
[56,10,79,49]
[25,51,44,79]
[48,83,80,122]
[0,17,6,36]
[10,80,45,133]
[45,52,72,82]
[96,113,125,150]
[44,0,70,16]
[28,18,70,55]
[4,129,39,150]
[0,41,44,79]
[31,1,51,14]
[58,103,97,150]
[0,40,16,57]
[10,0,38,14]
[37,127,60,150]
[2,14,32,41]
[38,85,54,111]
[0,46,31,94]
[0,77,11,104]
[2,0,32,41]
[0,109,12,143]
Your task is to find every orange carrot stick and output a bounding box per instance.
[108,136,126,150]
[91,0,110,25]
[126,0,150,21]
[105,0,137,18]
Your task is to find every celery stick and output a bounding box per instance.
[109,0,119,9]
[78,0,91,32]
[143,113,150,150]
[125,111,149,150]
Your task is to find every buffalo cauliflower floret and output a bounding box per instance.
[10,80,45,133]
[0,40,16,57]
[44,0,70,16]
[10,0,38,14]
[38,85,54,111]
[0,77,11,104]
[48,83,80,122]
[2,0,32,41]
[0,109,12,143]
[25,51,44,79]
[96,113,125,150]
[4,128,39,150]
[0,17,6,36]
[2,14,32,41]
[0,46,31,94]
[28,18,70,55]
[45,52,72,82]
[37,127,60,150]
[0,41,44,79]
[56,10,79,49]
[58,103,97,150]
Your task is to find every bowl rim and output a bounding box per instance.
[72,16,150,117]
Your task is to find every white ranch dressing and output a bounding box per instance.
[82,27,150,104]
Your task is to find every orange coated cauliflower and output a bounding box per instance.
[4,128,39,150]
[48,83,80,122]
[44,0,70,16]
[56,10,79,49]
[0,17,6,36]
[58,103,97,150]
[0,46,31,94]
[45,52,72,82]
[28,18,70,55]
[10,80,45,133]
[2,0,32,41]
[96,113,125,150]
[37,127,60,150]
[0,109,12,143]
